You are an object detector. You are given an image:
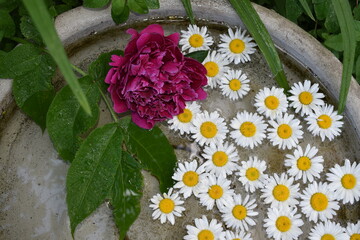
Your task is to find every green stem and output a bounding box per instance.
[8,36,31,45]
[95,82,119,123]
[72,64,87,76]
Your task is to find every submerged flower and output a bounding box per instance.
[202,51,230,88]
[237,156,268,193]
[219,69,251,100]
[308,221,348,240]
[105,24,207,129]
[179,24,214,53]
[184,215,225,240]
[168,102,202,135]
[254,86,288,119]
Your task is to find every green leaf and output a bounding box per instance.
[354,6,360,21]
[47,76,101,162]
[126,121,176,192]
[356,55,360,84]
[0,10,15,38]
[110,152,143,240]
[111,0,125,16]
[111,5,130,24]
[20,15,43,44]
[83,0,110,8]
[331,0,356,113]
[228,0,290,90]
[285,0,303,23]
[185,50,209,63]
[324,4,340,33]
[22,0,92,115]
[324,34,343,51]
[0,0,19,12]
[127,0,149,14]
[66,123,123,236]
[313,0,329,21]
[146,0,159,9]
[299,0,315,21]
[180,0,195,24]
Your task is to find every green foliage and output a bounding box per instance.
[146,0,159,9]
[20,15,43,44]
[0,10,15,38]
[180,0,195,24]
[185,50,209,62]
[127,0,148,14]
[83,0,110,8]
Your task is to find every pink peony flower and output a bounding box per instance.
[105,24,207,129]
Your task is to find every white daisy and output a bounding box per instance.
[149,188,185,225]
[179,24,214,53]
[172,160,208,199]
[305,104,344,141]
[263,207,304,240]
[201,141,240,177]
[168,102,202,135]
[346,220,360,240]
[299,182,340,223]
[326,159,360,204]
[237,156,268,193]
[218,27,257,64]
[229,111,268,149]
[190,110,228,148]
[198,174,234,210]
[184,215,226,240]
[260,173,300,210]
[224,230,253,240]
[220,194,258,231]
[288,80,325,116]
[308,221,348,240]
[219,69,251,100]
[254,86,288,119]
[284,144,324,183]
[202,51,230,88]
[267,113,304,150]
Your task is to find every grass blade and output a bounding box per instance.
[331,0,356,113]
[228,0,290,90]
[299,0,315,21]
[180,0,195,24]
[22,0,92,115]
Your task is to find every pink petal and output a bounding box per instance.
[166,32,180,44]
[140,24,164,36]
[131,112,154,129]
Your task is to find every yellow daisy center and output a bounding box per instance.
[275,216,292,232]
[159,198,175,214]
[208,185,223,199]
[299,91,313,105]
[246,167,260,181]
[204,61,219,77]
[297,156,312,171]
[272,184,290,202]
[341,174,357,189]
[189,34,204,48]
[264,96,280,110]
[177,109,193,123]
[240,122,257,137]
[321,234,336,240]
[277,124,292,139]
[229,39,245,54]
[212,151,228,167]
[232,205,247,220]
[182,171,199,187]
[350,233,360,240]
[317,115,332,129]
[198,230,214,240]
[229,79,242,91]
[200,121,218,138]
[310,192,328,211]
[233,239,241,240]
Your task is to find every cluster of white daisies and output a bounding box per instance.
[148,25,360,240]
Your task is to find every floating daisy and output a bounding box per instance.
[201,141,240,177]
[229,111,268,149]
[218,27,257,64]
[219,69,250,100]
[254,86,288,119]
[168,102,201,135]
[202,51,230,88]
[260,173,300,210]
[221,194,258,231]
[190,110,228,148]
[184,215,226,240]
[224,230,253,240]
[326,159,360,204]
[346,220,360,240]
[308,221,348,240]
[237,156,268,193]
[288,80,325,116]
[172,160,207,199]
[299,182,340,223]
[305,104,343,141]
[198,174,234,210]
[263,207,304,240]
[267,113,304,150]
[149,188,185,225]
[179,24,214,53]
[284,144,324,183]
